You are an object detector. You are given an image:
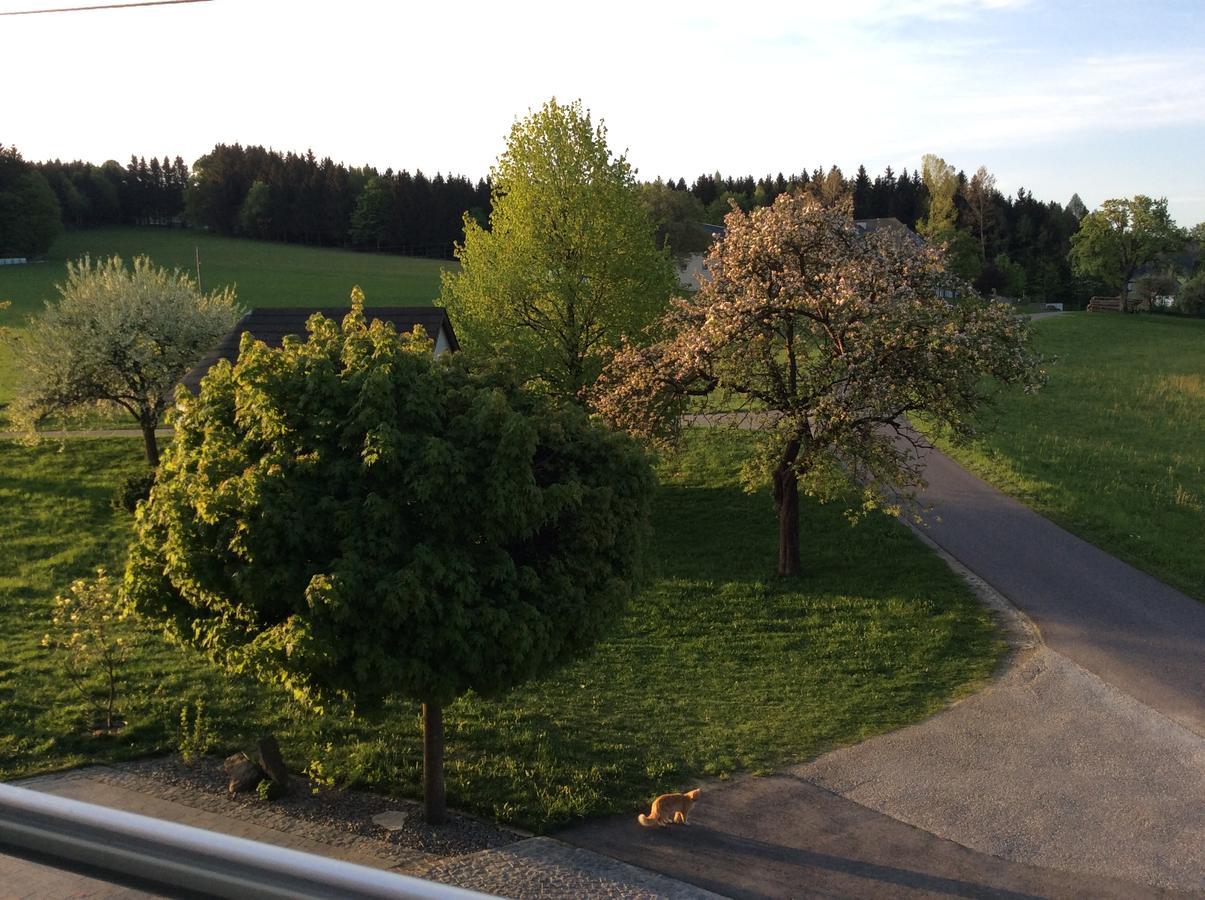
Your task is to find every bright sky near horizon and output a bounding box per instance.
[3,0,1204,225]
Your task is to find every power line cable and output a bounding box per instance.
[1,0,210,15]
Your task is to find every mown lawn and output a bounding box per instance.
[0,227,452,421]
[929,312,1205,600]
[0,430,1001,831]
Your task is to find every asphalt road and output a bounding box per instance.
[909,441,1205,735]
[559,774,1167,899]
[794,644,1205,894]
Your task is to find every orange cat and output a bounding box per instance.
[637,788,700,827]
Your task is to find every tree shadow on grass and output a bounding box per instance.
[649,481,957,605]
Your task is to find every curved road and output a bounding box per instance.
[911,440,1204,735]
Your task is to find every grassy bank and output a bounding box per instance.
[931,313,1205,600]
[0,430,1001,830]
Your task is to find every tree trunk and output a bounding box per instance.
[1120,263,1136,314]
[422,702,445,825]
[141,422,160,467]
[772,440,802,577]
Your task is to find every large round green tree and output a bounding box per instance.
[1069,195,1183,310]
[440,98,677,404]
[124,290,656,823]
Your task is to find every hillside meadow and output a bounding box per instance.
[0,227,451,420]
[929,312,1205,600]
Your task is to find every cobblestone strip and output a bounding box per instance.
[403,837,726,899]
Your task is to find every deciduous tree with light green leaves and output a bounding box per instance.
[918,154,959,240]
[917,153,980,280]
[440,98,677,404]
[1069,196,1184,310]
[124,289,656,824]
[9,255,239,465]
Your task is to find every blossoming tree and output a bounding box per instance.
[596,194,1043,576]
[11,255,239,465]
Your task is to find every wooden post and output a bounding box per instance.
[422,702,445,825]
[195,246,202,291]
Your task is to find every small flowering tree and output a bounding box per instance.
[43,571,129,732]
[596,194,1044,576]
[11,255,239,465]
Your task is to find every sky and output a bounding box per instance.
[3,0,1204,225]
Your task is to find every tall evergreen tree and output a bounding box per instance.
[852,165,872,218]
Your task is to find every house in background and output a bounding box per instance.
[676,217,918,290]
[181,306,458,393]
[853,217,924,248]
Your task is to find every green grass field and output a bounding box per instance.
[0,227,452,420]
[930,313,1205,600]
[0,430,1001,831]
[0,227,449,319]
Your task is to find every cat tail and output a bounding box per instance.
[637,813,659,827]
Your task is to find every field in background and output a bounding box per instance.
[0,227,452,419]
[0,430,1000,831]
[0,227,450,318]
[930,313,1205,600]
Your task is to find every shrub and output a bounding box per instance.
[42,571,128,731]
[111,470,156,514]
[177,700,218,764]
[1177,274,1205,316]
[257,778,284,801]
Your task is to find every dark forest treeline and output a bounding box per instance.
[649,165,1089,302]
[11,141,1096,302]
[184,144,491,257]
[10,143,490,260]
[41,155,188,227]
[2,146,192,257]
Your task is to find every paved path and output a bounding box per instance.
[559,774,1170,899]
[794,644,1203,893]
[909,441,1205,735]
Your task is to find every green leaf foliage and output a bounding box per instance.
[440,98,677,403]
[1178,272,1205,316]
[0,145,62,258]
[124,293,657,710]
[1068,196,1183,296]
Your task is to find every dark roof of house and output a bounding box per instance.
[692,218,920,244]
[853,217,923,245]
[181,306,458,393]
